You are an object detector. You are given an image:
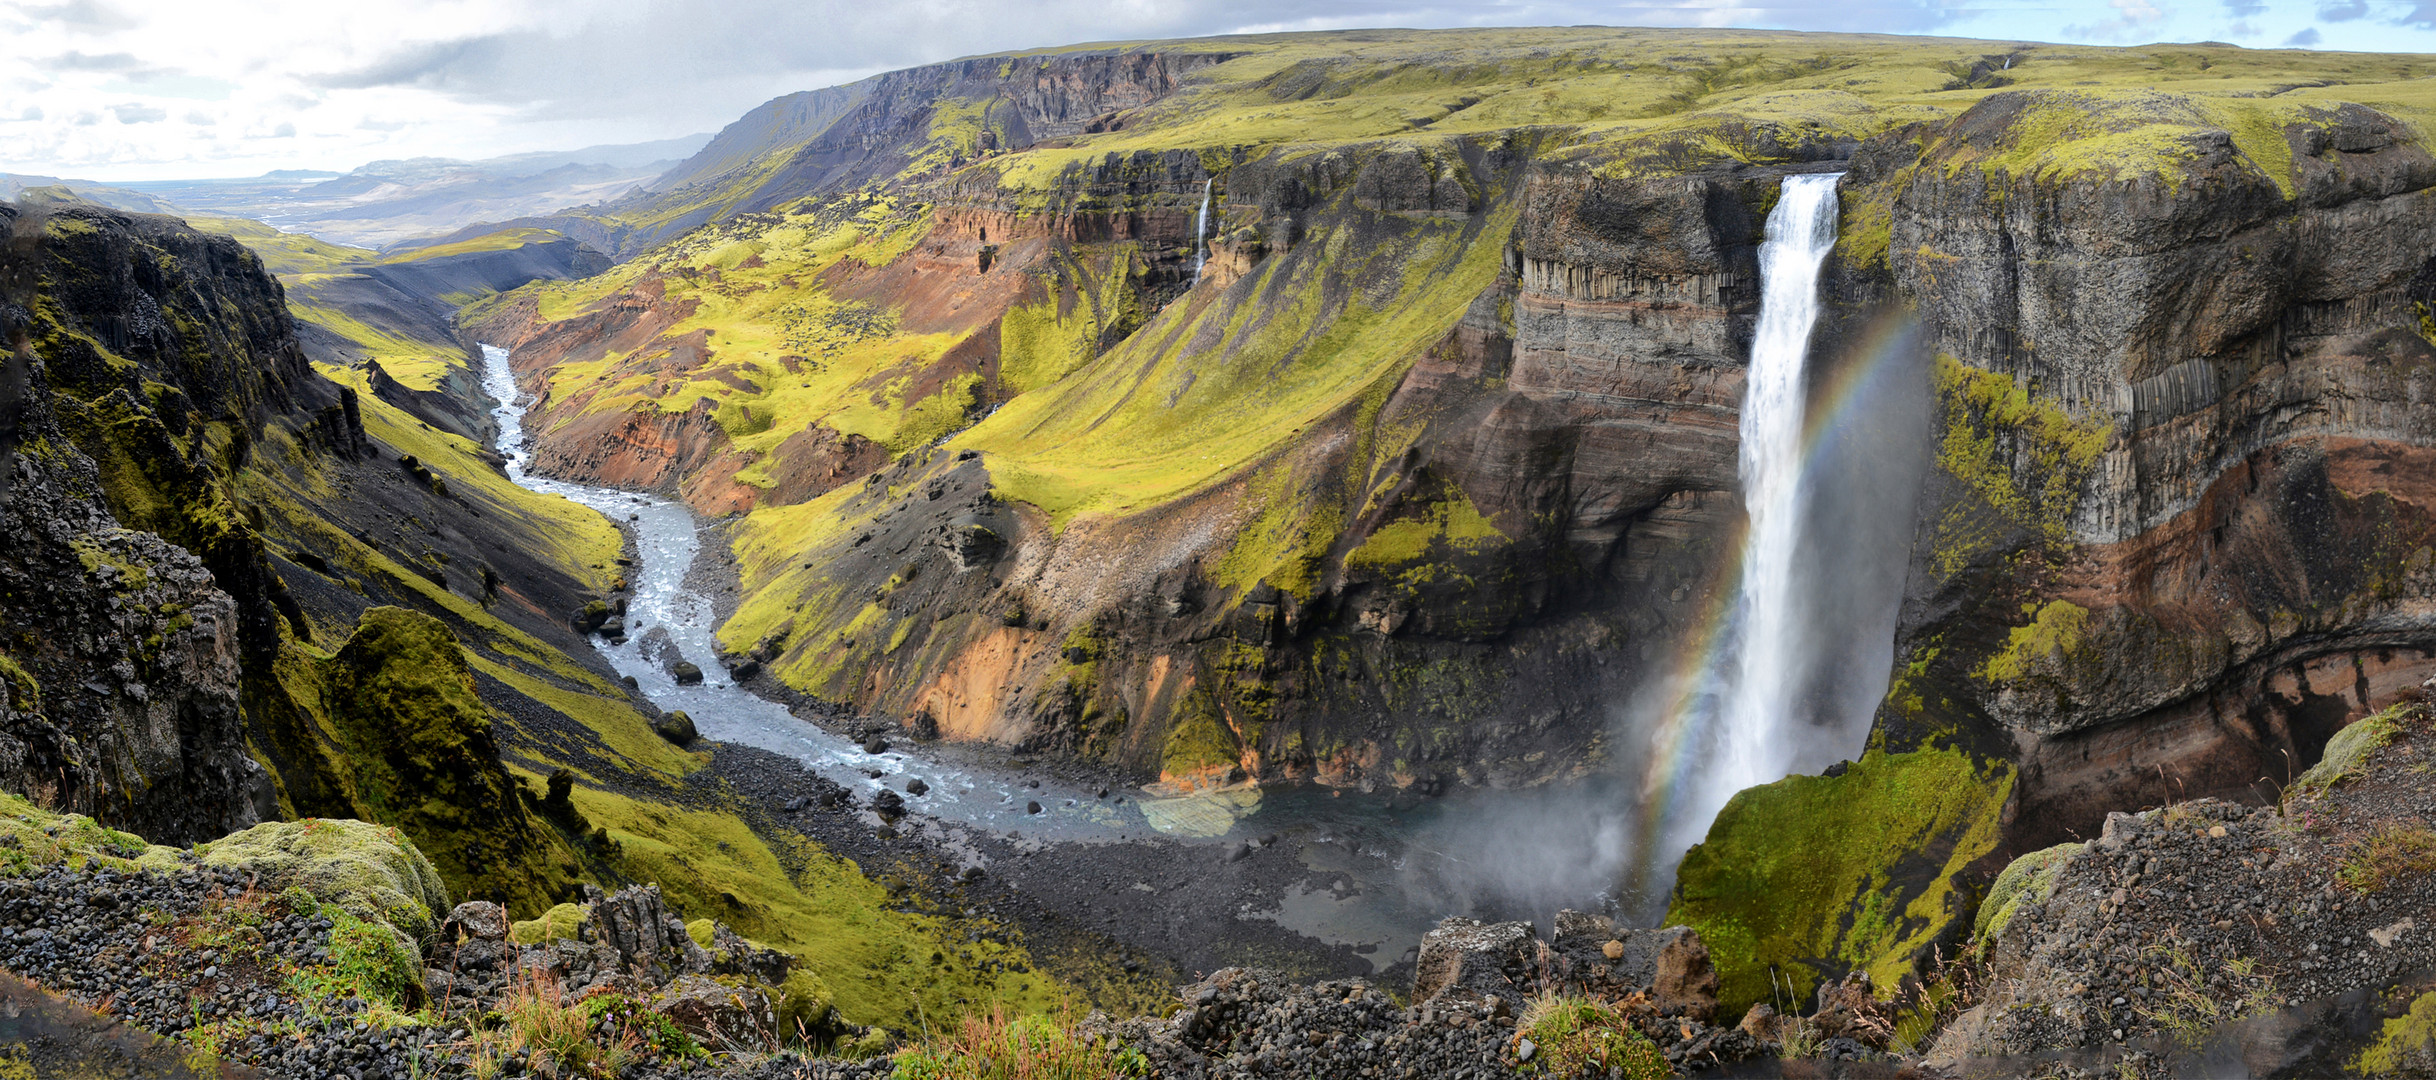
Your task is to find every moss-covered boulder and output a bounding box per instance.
[1665,745,2014,1018]
[510,901,587,945]
[314,606,579,914]
[199,817,448,942]
[0,794,185,876]
[1973,841,2078,946]
[2295,702,2412,792]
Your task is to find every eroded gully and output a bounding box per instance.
[476,343,1533,977]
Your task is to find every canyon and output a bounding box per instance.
[1,25,2433,1078]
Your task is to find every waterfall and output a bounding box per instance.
[1659,172,1850,860]
[1192,178,1213,281]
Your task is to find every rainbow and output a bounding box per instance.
[1619,312,1922,906]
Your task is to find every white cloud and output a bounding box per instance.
[108,101,163,122]
[2063,0,2170,40]
[3,0,2436,181]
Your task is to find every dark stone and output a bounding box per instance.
[653,711,697,747]
[671,661,704,685]
[870,790,905,819]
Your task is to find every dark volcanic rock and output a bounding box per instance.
[655,709,699,746]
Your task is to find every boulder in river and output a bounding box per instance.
[671,661,703,685]
[870,790,905,819]
[573,601,609,633]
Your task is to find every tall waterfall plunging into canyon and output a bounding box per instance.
[1636,172,1895,876]
[1714,173,1845,812]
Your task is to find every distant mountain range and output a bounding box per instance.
[0,132,711,249]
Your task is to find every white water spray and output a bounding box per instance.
[1664,173,1849,855]
[1192,178,1213,280]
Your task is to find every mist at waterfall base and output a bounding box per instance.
[1383,181,1932,931]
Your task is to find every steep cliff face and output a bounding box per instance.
[0,201,629,880]
[1829,90,2436,850]
[1658,89,2436,1015]
[469,48,1243,261]
[0,341,266,844]
[472,36,2436,821]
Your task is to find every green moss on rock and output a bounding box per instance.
[313,607,581,915]
[776,968,838,1043]
[2356,990,2436,1076]
[1160,687,1243,781]
[1927,354,2111,578]
[1973,841,2079,944]
[2296,702,2417,791]
[0,653,37,713]
[1974,600,2097,699]
[198,818,449,944]
[0,794,184,876]
[1665,745,2015,1018]
[510,902,588,945]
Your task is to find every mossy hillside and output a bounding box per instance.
[962,32,2436,196]
[560,783,1072,1030]
[465,653,701,780]
[182,216,373,277]
[992,249,1153,397]
[228,463,609,690]
[383,227,573,263]
[1919,90,2317,196]
[1665,744,2015,1018]
[719,152,1520,713]
[191,216,551,391]
[500,194,996,469]
[962,156,1521,527]
[51,385,257,602]
[522,27,2436,260]
[285,294,465,392]
[313,361,622,581]
[308,607,585,915]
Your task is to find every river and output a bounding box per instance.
[479,343,1650,970]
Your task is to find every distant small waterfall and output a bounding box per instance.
[1192,178,1213,281]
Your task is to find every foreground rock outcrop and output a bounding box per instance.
[1931,689,2436,1076]
[0,794,874,1077]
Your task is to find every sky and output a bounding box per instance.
[4,0,2433,182]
